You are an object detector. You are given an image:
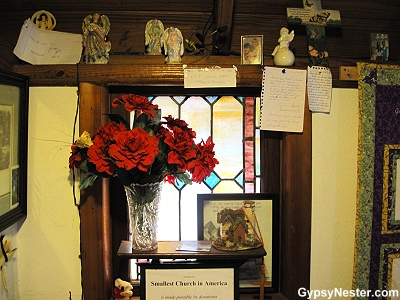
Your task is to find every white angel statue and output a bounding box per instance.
[163,27,184,64]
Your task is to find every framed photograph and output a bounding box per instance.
[241,35,263,65]
[0,69,29,231]
[197,193,279,293]
[370,33,389,61]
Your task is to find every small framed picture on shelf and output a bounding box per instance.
[241,35,263,65]
[370,33,389,61]
[197,193,280,293]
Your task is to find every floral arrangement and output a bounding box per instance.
[69,94,219,189]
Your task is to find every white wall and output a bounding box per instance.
[0,87,81,300]
[0,87,359,299]
[310,88,359,298]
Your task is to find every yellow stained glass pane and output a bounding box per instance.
[213,96,243,179]
[152,96,179,118]
[213,180,243,193]
[181,96,211,143]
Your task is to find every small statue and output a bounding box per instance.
[271,27,295,66]
[82,13,111,64]
[145,19,164,55]
[112,278,133,300]
[163,27,184,64]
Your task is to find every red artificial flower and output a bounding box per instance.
[164,174,176,184]
[112,94,159,119]
[87,121,127,175]
[69,145,85,170]
[164,128,197,170]
[163,115,196,139]
[109,127,159,172]
[187,137,219,183]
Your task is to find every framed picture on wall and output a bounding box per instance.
[241,35,263,65]
[0,69,29,231]
[197,193,279,293]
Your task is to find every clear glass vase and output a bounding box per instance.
[124,182,163,251]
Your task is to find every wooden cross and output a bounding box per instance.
[287,0,341,67]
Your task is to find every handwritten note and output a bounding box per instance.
[259,66,307,132]
[13,19,82,65]
[307,66,332,113]
[184,68,236,88]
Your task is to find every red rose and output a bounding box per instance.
[164,115,196,139]
[109,127,159,172]
[164,128,196,170]
[87,121,126,175]
[112,94,159,119]
[69,145,86,170]
[187,137,219,183]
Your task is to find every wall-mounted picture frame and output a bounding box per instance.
[0,69,29,232]
[197,193,279,293]
[241,35,263,65]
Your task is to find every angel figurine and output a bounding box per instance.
[82,13,111,64]
[145,19,164,55]
[271,27,295,66]
[163,27,184,64]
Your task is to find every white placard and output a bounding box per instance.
[145,268,235,299]
[184,68,237,88]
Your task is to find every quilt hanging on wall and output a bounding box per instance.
[353,63,400,299]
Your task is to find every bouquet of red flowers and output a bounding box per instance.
[69,94,219,189]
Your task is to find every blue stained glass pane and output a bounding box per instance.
[174,178,186,190]
[204,171,221,189]
[236,96,244,103]
[205,96,219,104]
[172,96,186,103]
[235,171,244,187]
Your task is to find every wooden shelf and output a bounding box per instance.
[13,55,360,88]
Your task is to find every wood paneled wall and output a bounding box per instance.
[1,0,400,70]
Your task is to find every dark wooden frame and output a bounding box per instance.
[197,193,280,293]
[0,69,28,232]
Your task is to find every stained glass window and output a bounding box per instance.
[138,94,262,241]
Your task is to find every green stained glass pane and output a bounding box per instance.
[181,96,211,143]
[236,96,244,103]
[213,96,243,179]
[152,96,179,118]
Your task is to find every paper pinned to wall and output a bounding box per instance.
[259,66,307,133]
[307,66,332,113]
[13,19,82,65]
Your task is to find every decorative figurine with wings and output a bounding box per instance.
[145,19,164,55]
[82,13,111,64]
[163,27,184,64]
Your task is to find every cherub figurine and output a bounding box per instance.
[271,27,294,56]
[271,27,295,66]
[82,13,111,64]
[145,19,164,55]
[112,278,133,300]
[163,27,184,64]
